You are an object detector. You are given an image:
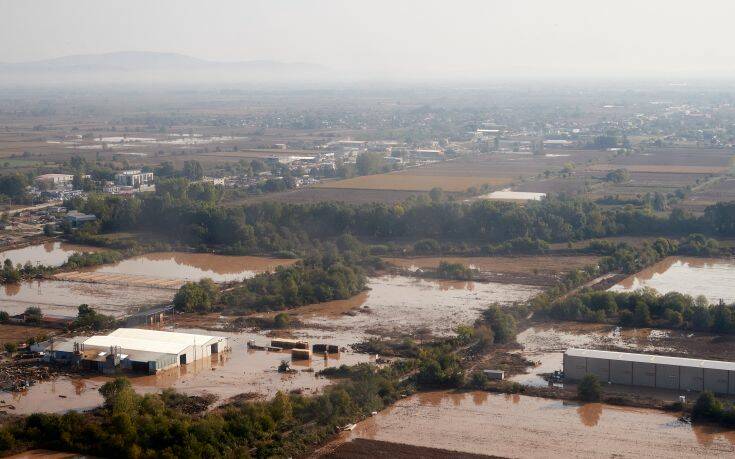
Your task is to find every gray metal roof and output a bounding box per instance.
[565,348,735,372]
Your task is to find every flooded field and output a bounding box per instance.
[383,255,599,285]
[512,322,678,387]
[298,275,539,337]
[610,256,735,303]
[0,242,99,267]
[72,252,297,285]
[0,279,173,317]
[0,327,374,415]
[319,391,735,458]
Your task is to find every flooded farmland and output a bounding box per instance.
[512,323,679,387]
[0,327,374,415]
[299,275,539,337]
[610,256,735,303]
[0,279,173,317]
[384,255,599,285]
[0,242,99,267]
[76,252,298,284]
[320,391,735,458]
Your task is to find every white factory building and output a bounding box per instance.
[49,328,228,374]
[564,348,735,395]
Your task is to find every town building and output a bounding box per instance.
[564,348,735,395]
[35,174,74,187]
[63,210,97,228]
[114,170,154,188]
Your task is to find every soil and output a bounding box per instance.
[316,438,500,458]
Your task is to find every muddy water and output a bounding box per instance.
[512,323,680,387]
[0,327,374,415]
[325,391,735,458]
[610,256,735,303]
[383,255,598,275]
[302,275,539,338]
[0,242,99,267]
[0,279,173,317]
[84,252,297,283]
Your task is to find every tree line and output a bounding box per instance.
[66,186,735,256]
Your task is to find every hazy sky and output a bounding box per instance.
[2,0,735,79]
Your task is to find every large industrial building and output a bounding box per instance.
[47,328,228,374]
[564,348,735,395]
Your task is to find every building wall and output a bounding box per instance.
[680,367,704,391]
[703,369,729,394]
[610,360,633,385]
[565,353,735,395]
[563,354,587,380]
[655,364,679,390]
[632,362,656,387]
[587,358,610,382]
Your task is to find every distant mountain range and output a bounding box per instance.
[0,51,331,86]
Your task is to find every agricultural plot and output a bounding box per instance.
[316,151,607,194]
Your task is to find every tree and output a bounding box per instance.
[577,374,602,401]
[691,391,723,422]
[23,306,42,324]
[355,152,384,176]
[633,302,651,327]
[173,279,218,313]
[4,343,17,354]
[182,160,204,180]
[428,187,444,203]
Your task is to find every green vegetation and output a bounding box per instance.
[604,168,630,184]
[23,306,42,324]
[577,375,603,402]
[0,364,409,458]
[0,258,55,284]
[63,250,123,269]
[545,288,735,334]
[222,253,366,314]
[173,279,220,313]
[691,391,735,427]
[65,191,735,257]
[71,304,116,331]
[435,261,475,280]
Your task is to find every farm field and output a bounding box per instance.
[677,177,735,213]
[316,151,608,193]
[238,187,426,205]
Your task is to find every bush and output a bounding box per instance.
[173,278,219,313]
[577,374,602,402]
[4,343,17,354]
[23,306,42,324]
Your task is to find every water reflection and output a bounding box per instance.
[87,252,298,283]
[611,256,735,303]
[576,402,603,427]
[0,242,99,267]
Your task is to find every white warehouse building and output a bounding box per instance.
[50,328,229,374]
[564,348,735,395]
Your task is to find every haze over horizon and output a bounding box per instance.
[2,0,735,83]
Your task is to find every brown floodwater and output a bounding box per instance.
[0,326,374,415]
[302,275,539,337]
[0,279,173,317]
[0,242,100,267]
[610,256,735,303]
[323,391,735,458]
[383,255,599,275]
[82,252,297,283]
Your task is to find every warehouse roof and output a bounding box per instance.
[83,328,224,356]
[566,348,735,372]
[109,328,222,346]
